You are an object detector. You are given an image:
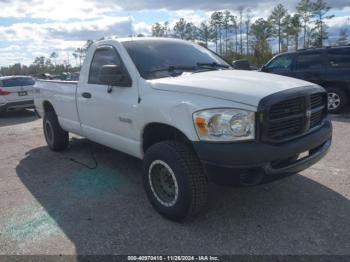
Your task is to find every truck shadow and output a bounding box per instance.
[0,110,37,127]
[14,138,350,255]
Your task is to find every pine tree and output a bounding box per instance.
[297,0,314,48]
[210,11,224,54]
[312,0,334,47]
[250,18,273,65]
[173,18,187,39]
[269,4,288,53]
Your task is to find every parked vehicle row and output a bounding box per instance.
[261,46,350,114]
[34,37,332,221]
[2,46,350,115]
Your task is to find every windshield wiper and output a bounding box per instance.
[148,65,196,74]
[196,62,230,69]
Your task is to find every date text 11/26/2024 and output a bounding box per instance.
[127,256,220,261]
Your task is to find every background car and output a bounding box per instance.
[261,46,350,113]
[0,76,35,114]
[232,60,258,70]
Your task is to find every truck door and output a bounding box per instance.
[76,45,140,156]
[293,51,325,86]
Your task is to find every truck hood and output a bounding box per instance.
[148,70,313,107]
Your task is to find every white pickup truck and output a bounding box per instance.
[34,37,332,221]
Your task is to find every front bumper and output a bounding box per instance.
[192,119,332,184]
[0,100,34,111]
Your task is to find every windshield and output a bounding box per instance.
[122,39,230,79]
[1,77,35,87]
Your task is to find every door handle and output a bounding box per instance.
[82,92,92,99]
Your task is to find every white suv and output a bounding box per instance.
[0,76,35,113]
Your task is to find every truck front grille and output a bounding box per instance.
[268,116,304,140]
[310,93,324,109]
[269,97,304,119]
[261,91,327,143]
[310,93,327,129]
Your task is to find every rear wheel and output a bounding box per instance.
[143,141,208,221]
[327,87,348,114]
[43,111,69,151]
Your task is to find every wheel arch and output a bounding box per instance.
[142,122,193,154]
[42,100,56,115]
[324,82,350,97]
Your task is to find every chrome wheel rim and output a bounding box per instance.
[148,160,179,207]
[328,92,341,110]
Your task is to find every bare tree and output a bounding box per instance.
[230,15,239,54]
[337,28,349,46]
[245,8,252,55]
[238,6,244,56]
[50,52,58,66]
[72,53,78,67]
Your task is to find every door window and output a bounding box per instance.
[266,54,293,72]
[327,48,350,68]
[88,46,130,85]
[296,52,323,70]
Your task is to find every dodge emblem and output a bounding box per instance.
[306,110,312,118]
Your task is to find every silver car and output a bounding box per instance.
[0,76,35,113]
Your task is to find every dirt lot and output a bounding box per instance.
[0,110,349,255]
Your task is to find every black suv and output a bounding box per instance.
[261,46,350,113]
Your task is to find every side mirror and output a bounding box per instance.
[99,65,123,85]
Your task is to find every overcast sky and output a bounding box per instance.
[0,0,349,66]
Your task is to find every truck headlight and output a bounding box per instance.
[193,109,255,142]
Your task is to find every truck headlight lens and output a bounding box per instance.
[193,109,255,142]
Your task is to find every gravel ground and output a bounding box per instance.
[0,109,349,255]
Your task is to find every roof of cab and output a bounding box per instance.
[96,36,189,44]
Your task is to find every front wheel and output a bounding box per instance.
[143,141,208,221]
[43,111,69,151]
[327,87,348,114]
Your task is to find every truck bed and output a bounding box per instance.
[34,79,81,134]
